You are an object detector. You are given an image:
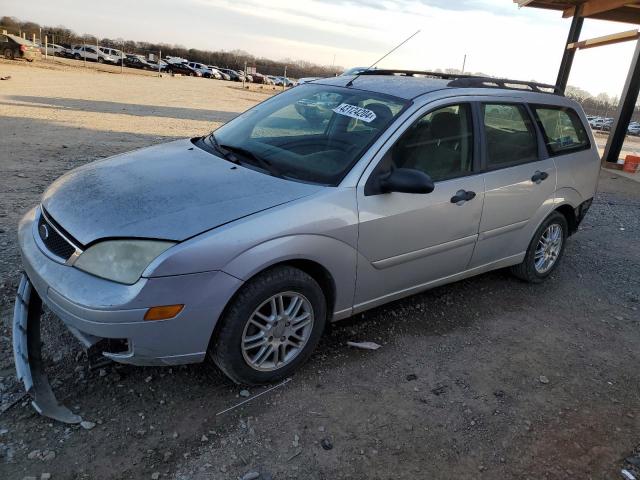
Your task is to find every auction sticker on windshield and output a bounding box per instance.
[332,103,377,123]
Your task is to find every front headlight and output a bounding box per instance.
[74,240,175,285]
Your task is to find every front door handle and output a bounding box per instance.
[531,170,549,184]
[451,190,476,205]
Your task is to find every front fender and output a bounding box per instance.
[222,234,357,319]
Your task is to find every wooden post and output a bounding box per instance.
[45,35,48,60]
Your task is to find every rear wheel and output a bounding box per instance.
[74,53,81,60]
[209,266,327,385]
[4,49,14,60]
[510,211,568,283]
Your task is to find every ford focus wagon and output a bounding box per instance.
[14,70,599,421]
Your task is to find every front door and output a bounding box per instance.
[355,101,484,311]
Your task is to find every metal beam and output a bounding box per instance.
[556,5,584,93]
[603,38,640,165]
[567,29,640,50]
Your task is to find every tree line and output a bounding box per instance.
[0,15,343,78]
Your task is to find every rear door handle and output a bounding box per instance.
[531,171,549,184]
[451,190,476,205]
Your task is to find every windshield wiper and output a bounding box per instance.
[204,134,239,164]
[219,144,284,179]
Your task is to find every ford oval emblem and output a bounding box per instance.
[39,223,50,240]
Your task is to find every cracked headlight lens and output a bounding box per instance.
[74,240,175,285]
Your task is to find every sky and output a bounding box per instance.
[1,0,634,96]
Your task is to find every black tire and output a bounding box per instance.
[97,56,104,63]
[74,53,81,60]
[510,211,568,283]
[4,49,14,60]
[209,266,327,385]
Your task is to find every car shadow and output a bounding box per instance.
[2,95,240,123]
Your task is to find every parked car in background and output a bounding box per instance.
[1,34,41,61]
[99,47,124,63]
[239,71,253,82]
[123,54,155,70]
[628,123,640,136]
[250,73,273,85]
[271,76,295,87]
[165,61,201,76]
[72,45,117,64]
[147,58,168,71]
[298,77,321,85]
[40,43,72,57]
[209,66,230,80]
[187,62,215,78]
[218,68,244,81]
[341,66,372,76]
[588,117,613,131]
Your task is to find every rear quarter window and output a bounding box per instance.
[532,105,590,155]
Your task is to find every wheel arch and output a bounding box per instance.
[554,203,578,235]
[221,234,357,320]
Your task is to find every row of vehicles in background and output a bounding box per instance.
[587,115,640,136]
[34,42,296,86]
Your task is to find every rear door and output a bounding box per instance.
[469,101,556,268]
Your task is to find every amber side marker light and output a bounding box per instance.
[144,304,184,321]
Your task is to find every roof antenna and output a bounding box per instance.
[346,29,421,87]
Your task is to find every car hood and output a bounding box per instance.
[41,139,322,245]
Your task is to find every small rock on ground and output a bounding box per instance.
[80,421,96,430]
[241,471,260,480]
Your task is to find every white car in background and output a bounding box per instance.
[40,43,72,57]
[187,61,219,78]
[72,45,117,64]
[628,122,640,136]
[208,66,226,80]
[99,47,124,63]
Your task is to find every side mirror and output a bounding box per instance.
[379,168,435,194]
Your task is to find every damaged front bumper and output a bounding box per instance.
[13,207,243,422]
[13,274,82,424]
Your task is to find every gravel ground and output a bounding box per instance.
[1,59,639,480]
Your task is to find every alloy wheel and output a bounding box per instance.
[241,291,314,372]
[534,223,563,274]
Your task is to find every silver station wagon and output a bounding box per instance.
[14,70,600,422]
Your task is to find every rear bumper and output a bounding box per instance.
[18,207,243,366]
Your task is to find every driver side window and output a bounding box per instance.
[392,103,474,182]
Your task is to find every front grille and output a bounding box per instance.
[37,210,77,261]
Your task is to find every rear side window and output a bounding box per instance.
[532,105,589,155]
[482,103,538,168]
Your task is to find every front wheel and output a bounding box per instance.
[4,49,14,60]
[209,266,327,385]
[510,211,568,283]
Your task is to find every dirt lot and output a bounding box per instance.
[1,59,639,480]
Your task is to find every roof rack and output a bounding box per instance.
[357,69,562,95]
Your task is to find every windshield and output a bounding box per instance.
[204,84,409,185]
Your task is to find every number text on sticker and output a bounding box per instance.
[332,103,377,123]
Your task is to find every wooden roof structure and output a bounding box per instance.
[514,1,640,24]
[515,1,640,164]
